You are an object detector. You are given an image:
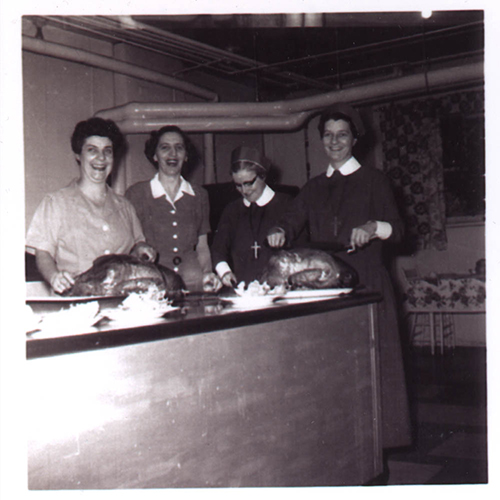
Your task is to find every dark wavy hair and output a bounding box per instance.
[71,117,125,156]
[144,125,197,170]
[317,111,358,139]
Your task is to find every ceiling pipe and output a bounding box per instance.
[95,62,483,130]
[304,13,324,27]
[111,113,311,134]
[22,35,219,102]
[285,14,304,27]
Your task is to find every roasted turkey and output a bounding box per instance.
[260,248,358,289]
[64,254,185,297]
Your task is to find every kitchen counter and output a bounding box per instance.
[27,289,383,488]
[27,289,380,359]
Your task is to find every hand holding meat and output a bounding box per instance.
[266,227,286,248]
[50,271,75,294]
[130,242,158,262]
[202,272,223,292]
[349,220,377,250]
[221,271,238,288]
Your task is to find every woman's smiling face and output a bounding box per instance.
[154,131,187,175]
[322,119,357,168]
[76,135,114,184]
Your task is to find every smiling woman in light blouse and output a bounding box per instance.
[211,146,293,287]
[26,117,156,294]
[126,125,221,292]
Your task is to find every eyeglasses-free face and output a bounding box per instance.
[76,136,114,185]
[154,132,187,175]
[322,119,357,168]
[232,169,266,203]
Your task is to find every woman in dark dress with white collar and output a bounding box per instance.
[211,146,293,287]
[267,103,412,475]
[126,126,221,292]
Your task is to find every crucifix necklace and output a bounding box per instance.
[248,203,264,260]
[251,241,261,259]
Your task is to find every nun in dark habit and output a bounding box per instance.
[211,146,293,287]
[267,103,412,478]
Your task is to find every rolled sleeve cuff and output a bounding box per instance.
[375,221,393,240]
[215,261,232,278]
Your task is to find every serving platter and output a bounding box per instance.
[26,294,125,302]
[26,281,124,302]
[100,304,180,326]
[278,288,354,301]
[221,295,282,309]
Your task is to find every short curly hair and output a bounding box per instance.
[317,103,365,140]
[318,111,358,139]
[71,117,125,156]
[144,125,194,169]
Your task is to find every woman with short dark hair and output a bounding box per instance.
[26,117,156,294]
[70,116,126,157]
[126,126,221,292]
[267,103,412,463]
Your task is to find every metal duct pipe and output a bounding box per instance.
[112,113,311,134]
[304,14,324,27]
[22,35,219,102]
[95,62,483,123]
[285,14,304,27]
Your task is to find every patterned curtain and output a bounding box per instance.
[375,99,447,251]
[374,90,484,251]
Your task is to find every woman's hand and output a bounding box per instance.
[131,242,157,262]
[35,249,75,294]
[267,227,286,248]
[349,220,377,250]
[202,272,223,293]
[50,271,75,294]
[221,271,238,288]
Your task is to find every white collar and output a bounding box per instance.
[326,156,361,177]
[242,184,275,207]
[150,173,195,204]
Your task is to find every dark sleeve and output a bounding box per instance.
[275,182,315,243]
[371,171,404,243]
[210,201,239,266]
[196,187,211,237]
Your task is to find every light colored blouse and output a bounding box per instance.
[26,179,145,276]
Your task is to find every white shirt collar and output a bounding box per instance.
[150,173,195,205]
[326,156,361,177]
[242,184,275,207]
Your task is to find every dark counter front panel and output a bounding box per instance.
[28,295,382,488]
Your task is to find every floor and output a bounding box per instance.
[384,345,488,486]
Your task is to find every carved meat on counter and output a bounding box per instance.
[260,248,358,289]
[64,254,185,297]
